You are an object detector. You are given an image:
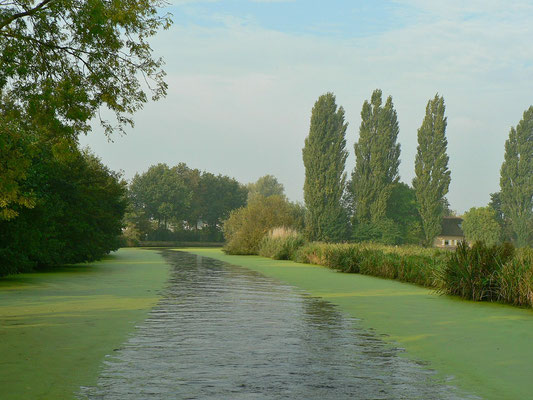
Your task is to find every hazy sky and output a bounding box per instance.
[80,0,533,214]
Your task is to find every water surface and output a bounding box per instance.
[79,251,476,399]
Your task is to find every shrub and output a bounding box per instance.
[258,227,306,260]
[222,195,302,255]
[497,248,533,307]
[439,241,515,301]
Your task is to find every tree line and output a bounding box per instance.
[302,90,533,247]
[0,0,171,276]
[124,163,249,243]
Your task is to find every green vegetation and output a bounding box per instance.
[413,94,451,246]
[0,248,170,400]
[499,106,533,247]
[462,206,503,245]
[0,0,171,220]
[223,195,303,255]
[0,0,171,274]
[294,242,445,287]
[0,148,127,276]
[244,224,533,307]
[182,247,533,400]
[302,92,348,242]
[258,227,306,260]
[350,89,401,242]
[127,162,247,243]
[247,174,285,202]
[385,182,424,245]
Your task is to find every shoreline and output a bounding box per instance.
[0,248,170,400]
[182,247,533,400]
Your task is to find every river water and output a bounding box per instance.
[78,251,477,400]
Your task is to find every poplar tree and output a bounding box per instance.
[351,89,400,227]
[412,94,451,246]
[499,106,533,247]
[302,93,348,242]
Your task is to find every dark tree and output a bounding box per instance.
[499,106,533,247]
[0,147,127,275]
[412,94,451,246]
[302,92,348,242]
[351,89,401,226]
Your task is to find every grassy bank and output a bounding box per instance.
[182,248,533,400]
[0,248,170,400]
[255,231,533,308]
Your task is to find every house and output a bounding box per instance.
[434,216,465,249]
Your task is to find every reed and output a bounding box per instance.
[438,241,514,301]
[258,227,306,260]
[256,232,533,308]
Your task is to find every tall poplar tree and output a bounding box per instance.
[412,94,451,246]
[499,106,533,247]
[351,89,401,228]
[302,93,348,242]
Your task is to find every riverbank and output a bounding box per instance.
[0,248,170,400]
[182,248,533,400]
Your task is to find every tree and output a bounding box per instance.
[126,163,247,242]
[351,89,400,224]
[0,0,171,218]
[0,147,127,275]
[499,106,533,247]
[129,164,191,230]
[488,191,512,241]
[197,172,248,232]
[302,92,348,242]
[247,175,285,202]
[462,207,502,246]
[412,94,451,246]
[386,182,424,245]
[223,195,301,255]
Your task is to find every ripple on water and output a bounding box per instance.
[78,251,479,400]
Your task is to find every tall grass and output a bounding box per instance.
[253,229,533,308]
[439,241,514,302]
[294,242,446,287]
[258,227,306,260]
[497,247,533,307]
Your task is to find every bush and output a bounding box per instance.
[258,227,306,260]
[497,248,533,307]
[439,241,515,301]
[223,195,302,255]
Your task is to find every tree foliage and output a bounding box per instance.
[351,89,400,228]
[129,164,191,230]
[0,0,171,218]
[223,195,301,255]
[462,206,502,246]
[412,94,451,246]
[247,174,285,202]
[126,163,247,241]
[499,106,533,247]
[302,92,348,242]
[0,147,127,276]
[386,182,424,245]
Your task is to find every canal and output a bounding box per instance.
[79,251,477,399]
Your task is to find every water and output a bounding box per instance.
[79,251,477,400]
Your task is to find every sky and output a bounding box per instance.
[80,0,533,214]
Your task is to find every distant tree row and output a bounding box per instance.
[124,163,249,243]
[303,90,451,246]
